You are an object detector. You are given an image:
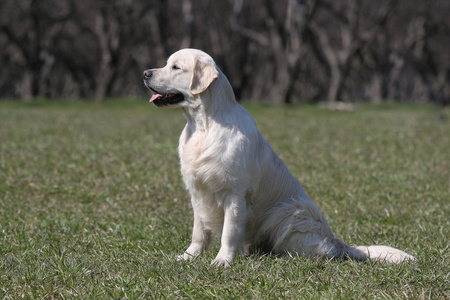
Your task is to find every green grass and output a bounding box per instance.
[0,100,448,299]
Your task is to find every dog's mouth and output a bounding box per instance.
[148,88,185,107]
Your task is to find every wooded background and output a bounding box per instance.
[1,0,449,104]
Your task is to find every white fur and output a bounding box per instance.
[144,49,416,266]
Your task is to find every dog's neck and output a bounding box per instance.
[181,72,237,134]
[181,103,210,133]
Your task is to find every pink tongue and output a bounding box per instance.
[150,93,162,102]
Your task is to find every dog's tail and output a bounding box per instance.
[334,238,416,263]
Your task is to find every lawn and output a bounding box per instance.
[0,100,448,299]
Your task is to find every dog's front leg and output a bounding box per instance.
[177,208,211,261]
[212,194,246,267]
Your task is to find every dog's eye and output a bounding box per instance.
[172,65,180,70]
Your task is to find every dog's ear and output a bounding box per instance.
[190,57,219,95]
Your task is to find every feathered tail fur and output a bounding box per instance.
[345,244,416,263]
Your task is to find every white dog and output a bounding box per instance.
[143,49,416,266]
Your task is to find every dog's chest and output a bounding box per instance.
[179,131,233,194]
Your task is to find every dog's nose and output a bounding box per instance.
[143,69,153,78]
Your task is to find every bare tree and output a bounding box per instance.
[307,0,363,103]
[229,0,317,103]
[0,0,72,100]
[0,0,448,104]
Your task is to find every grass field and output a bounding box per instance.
[0,100,448,299]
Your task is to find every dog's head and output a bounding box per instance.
[143,49,219,108]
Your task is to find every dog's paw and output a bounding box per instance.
[176,252,197,261]
[211,253,234,267]
[177,244,204,261]
[211,257,231,267]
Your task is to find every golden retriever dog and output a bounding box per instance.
[143,49,416,266]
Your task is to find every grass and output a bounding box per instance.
[0,99,448,299]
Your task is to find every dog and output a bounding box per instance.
[143,48,416,266]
